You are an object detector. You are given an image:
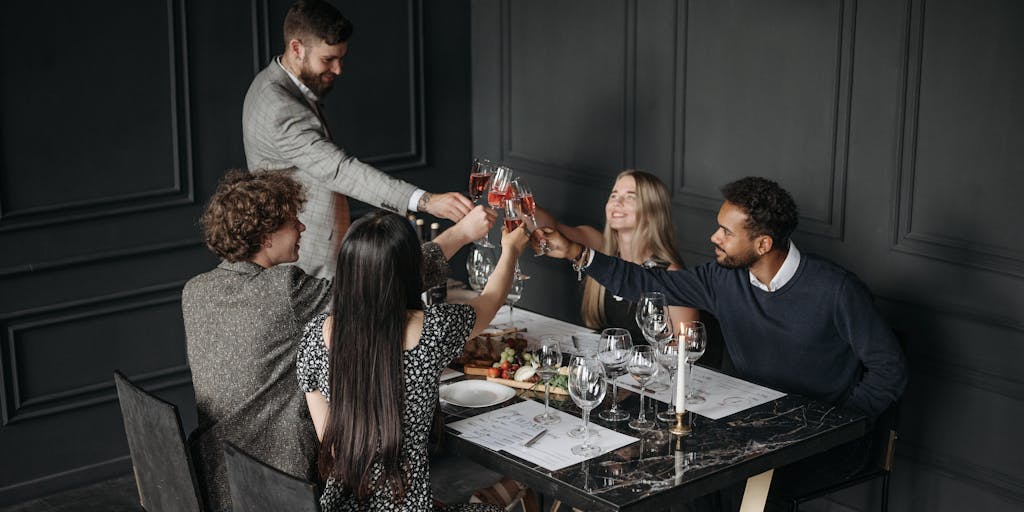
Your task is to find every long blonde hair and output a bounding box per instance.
[581,170,684,329]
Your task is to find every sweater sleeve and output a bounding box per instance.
[833,274,907,418]
[586,251,719,313]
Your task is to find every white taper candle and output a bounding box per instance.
[675,323,686,413]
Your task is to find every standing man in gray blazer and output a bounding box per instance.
[243,0,472,279]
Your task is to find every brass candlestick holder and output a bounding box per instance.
[669,411,691,436]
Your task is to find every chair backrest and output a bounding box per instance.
[114,371,204,512]
[223,441,321,512]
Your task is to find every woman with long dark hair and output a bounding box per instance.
[297,211,526,511]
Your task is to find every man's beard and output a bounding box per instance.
[298,62,335,97]
[714,245,759,269]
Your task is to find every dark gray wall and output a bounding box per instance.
[0,0,470,504]
[473,0,1023,511]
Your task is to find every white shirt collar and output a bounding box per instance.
[276,56,319,104]
[749,241,800,292]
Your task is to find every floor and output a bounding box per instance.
[0,454,502,512]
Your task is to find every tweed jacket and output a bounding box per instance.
[242,59,418,279]
[181,244,449,511]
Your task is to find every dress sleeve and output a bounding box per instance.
[424,303,476,368]
[420,241,450,291]
[296,313,330,394]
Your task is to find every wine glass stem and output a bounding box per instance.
[609,382,620,413]
[686,362,695,399]
[638,385,646,422]
[582,407,591,447]
[543,378,551,416]
[508,302,514,325]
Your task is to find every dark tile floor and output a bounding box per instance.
[0,454,501,512]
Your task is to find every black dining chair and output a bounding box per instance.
[222,441,321,512]
[114,371,205,512]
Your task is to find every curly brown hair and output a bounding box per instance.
[201,170,306,262]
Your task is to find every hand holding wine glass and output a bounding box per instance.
[468,158,496,247]
[568,356,607,456]
[511,178,550,255]
[532,336,563,425]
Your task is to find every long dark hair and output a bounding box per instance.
[318,211,423,501]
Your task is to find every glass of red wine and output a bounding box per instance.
[468,158,496,247]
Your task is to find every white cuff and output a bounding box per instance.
[584,247,596,267]
[408,189,426,212]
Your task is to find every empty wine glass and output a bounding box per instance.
[468,158,496,247]
[532,336,562,425]
[568,356,607,457]
[654,341,680,423]
[636,292,673,348]
[626,345,659,431]
[681,321,707,405]
[466,246,495,292]
[567,354,600,439]
[596,328,633,422]
[505,273,524,327]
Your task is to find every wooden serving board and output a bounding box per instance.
[485,377,569,395]
[462,364,493,376]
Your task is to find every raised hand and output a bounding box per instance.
[532,227,577,260]
[420,191,473,222]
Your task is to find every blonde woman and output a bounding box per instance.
[535,170,698,341]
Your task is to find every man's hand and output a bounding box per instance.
[533,227,578,260]
[420,192,473,222]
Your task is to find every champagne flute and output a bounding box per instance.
[532,336,562,425]
[568,356,607,457]
[505,273,524,328]
[681,321,707,405]
[511,178,549,255]
[503,198,530,280]
[654,341,680,423]
[465,246,495,292]
[596,328,633,422]
[468,158,496,247]
[487,166,514,211]
[626,345,659,431]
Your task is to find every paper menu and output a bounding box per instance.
[495,306,596,354]
[448,400,638,471]
[614,366,786,420]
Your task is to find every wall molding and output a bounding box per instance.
[0,238,204,279]
[0,283,190,426]
[0,455,132,506]
[901,443,1024,505]
[892,0,1024,278]
[671,0,855,241]
[0,0,195,233]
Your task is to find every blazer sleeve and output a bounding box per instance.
[254,85,418,214]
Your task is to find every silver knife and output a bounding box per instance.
[523,429,547,447]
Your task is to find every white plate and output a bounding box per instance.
[439,380,516,408]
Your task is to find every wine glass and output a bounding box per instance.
[503,198,530,280]
[567,354,600,439]
[505,273,524,328]
[596,328,633,422]
[654,341,680,423]
[468,158,496,247]
[635,292,673,348]
[487,166,514,211]
[568,356,607,457]
[626,345,659,431]
[466,246,495,292]
[511,178,549,255]
[532,336,562,425]
[681,321,707,405]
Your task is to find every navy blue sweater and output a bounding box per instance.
[586,251,906,418]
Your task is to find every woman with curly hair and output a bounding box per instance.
[182,170,493,512]
[535,170,699,343]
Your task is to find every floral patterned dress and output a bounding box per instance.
[297,306,502,512]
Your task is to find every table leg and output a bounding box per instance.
[738,469,774,512]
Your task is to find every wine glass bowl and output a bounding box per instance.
[487,166,514,209]
[654,342,680,423]
[596,328,633,422]
[626,345,659,431]
[466,246,494,292]
[532,336,563,425]
[681,321,707,405]
[568,356,607,457]
[469,158,496,247]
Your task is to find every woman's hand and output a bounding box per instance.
[500,224,530,258]
[532,227,579,260]
[451,205,495,242]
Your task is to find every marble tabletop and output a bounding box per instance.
[441,378,866,511]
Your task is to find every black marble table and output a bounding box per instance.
[441,380,866,512]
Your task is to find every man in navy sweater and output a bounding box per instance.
[538,176,906,506]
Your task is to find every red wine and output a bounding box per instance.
[519,194,536,216]
[504,218,523,231]
[487,189,509,208]
[469,173,490,199]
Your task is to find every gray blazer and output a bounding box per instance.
[242,59,418,279]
